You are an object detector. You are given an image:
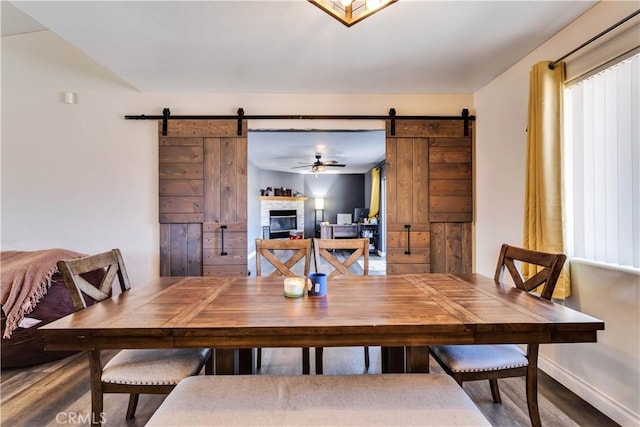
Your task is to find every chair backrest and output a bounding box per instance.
[313,238,369,279]
[494,244,566,300]
[57,248,131,311]
[255,239,312,277]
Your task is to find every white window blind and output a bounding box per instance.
[564,53,639,269]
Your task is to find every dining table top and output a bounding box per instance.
[40,273,604,351]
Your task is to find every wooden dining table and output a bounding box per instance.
[41,272,604,375]
[40,273,604,426]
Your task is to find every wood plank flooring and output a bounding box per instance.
[2,346,617,426]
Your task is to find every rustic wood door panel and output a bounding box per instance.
[386,131,430,274]
[386,119,473,275]
[430,222,472,274]
[203,249,246,265]
[429,137,473,223]
[386,231,430,249]
[159,223,202,277]
[386,263,430,275]
[387,230,430,265]
[202,226,247,273]
[159,120,247,277]
[159,197,203,214]
[159,163,203,180]
[203,137,248,224]
[159,180,204,197]
[203,232,246,249]
[391,120,467,138]
[203,265,251,276]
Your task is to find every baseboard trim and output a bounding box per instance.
[539,354,639,426]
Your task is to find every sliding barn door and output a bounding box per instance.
[386,135,430,274]
[385,119,473,274]
[159,120,247,277]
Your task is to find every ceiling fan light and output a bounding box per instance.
[340,0,353,6]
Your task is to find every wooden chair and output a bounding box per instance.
[312,238,370,374]
[429,243,566,427]
[255,238,312,373]
[57,249,212,425]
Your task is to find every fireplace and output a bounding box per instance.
[261,198,305,239]
[269,210,297,239]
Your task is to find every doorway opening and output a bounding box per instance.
[247,122,386,276]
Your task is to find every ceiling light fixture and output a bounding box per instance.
[308,0,397,27]
[312,165,326,173]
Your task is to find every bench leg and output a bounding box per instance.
[315,348,324,375]
[302,348,310,374]
[364,346,370,369]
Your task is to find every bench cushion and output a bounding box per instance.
[147,374,490,426]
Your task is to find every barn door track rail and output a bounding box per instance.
[125,108,475,137]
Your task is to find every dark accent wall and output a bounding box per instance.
[304,174,365,238]
[248,168,366,247]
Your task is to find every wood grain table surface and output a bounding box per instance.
[40,273,603,354]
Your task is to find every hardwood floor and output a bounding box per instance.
[2,347,617,426]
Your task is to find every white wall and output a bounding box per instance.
[474,2,640,425]
[1,29,472,286]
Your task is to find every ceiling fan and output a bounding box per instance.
[293,154,346,173]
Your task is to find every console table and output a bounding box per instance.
[320,224,360,239]
[320,224,378,252]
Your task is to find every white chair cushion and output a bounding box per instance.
[431,344,528,372]
[102,348,210,385]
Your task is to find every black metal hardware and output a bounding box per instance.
[162,108,170,136]
[462,108,469,137]
[404,224,411,255]
[237,108,244,136]
[125,111,475,123]
[220,225,228,256]
[389,108,396,136]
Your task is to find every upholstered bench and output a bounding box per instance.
[147,374,490,426]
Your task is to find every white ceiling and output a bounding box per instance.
[249,130,386,174]
[2,0,597,174]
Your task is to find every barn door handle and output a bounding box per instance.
[220,225,228,256]
[404,224,411,255]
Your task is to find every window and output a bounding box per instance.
[563,53,639,269]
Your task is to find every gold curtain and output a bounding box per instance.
[523,61,570,299]
[369,167,380,218]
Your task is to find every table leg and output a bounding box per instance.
[237,348,254,374]
[214,349,237,374]
[381,346,405,373]
[406,346,430,373]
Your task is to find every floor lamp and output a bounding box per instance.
[315,198,324,237]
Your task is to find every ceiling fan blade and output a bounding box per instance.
[292,164,314,169]
[325,163,346,167]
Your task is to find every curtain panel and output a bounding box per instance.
[369,167,381,219]
[523,61,571,299]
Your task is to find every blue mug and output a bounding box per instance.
[307,273,327,297]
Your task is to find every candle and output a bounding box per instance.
[283,277,305,298]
